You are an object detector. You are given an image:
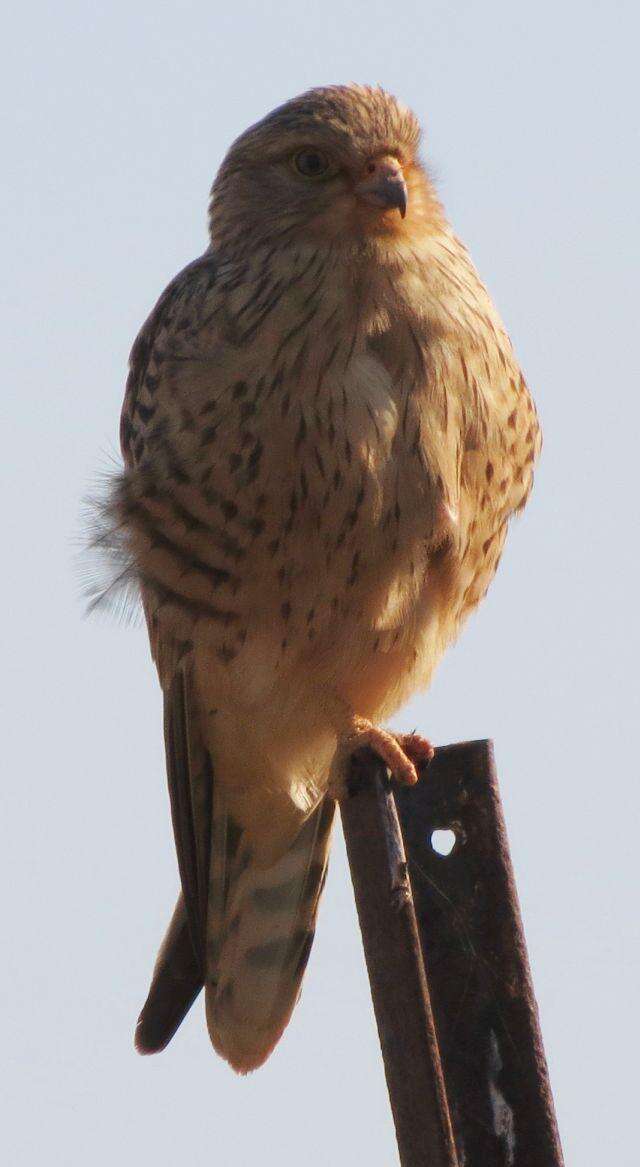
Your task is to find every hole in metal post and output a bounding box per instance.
[430,828,457,857]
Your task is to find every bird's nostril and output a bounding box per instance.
[366,162,376,175]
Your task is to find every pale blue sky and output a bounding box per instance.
[3,2,638,1164]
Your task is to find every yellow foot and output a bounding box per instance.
[337,717,433,788]
[395,732,435,772]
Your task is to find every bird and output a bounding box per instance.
[103,84,541,1074]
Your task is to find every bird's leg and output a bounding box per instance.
[325,695,433,797]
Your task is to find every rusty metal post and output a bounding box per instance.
[341,751,459,1167]
[343,739,564,1167]
[394,740,564,1167]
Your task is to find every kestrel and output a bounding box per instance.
[105,85,540,1073]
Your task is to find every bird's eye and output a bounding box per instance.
[293,150,330,178]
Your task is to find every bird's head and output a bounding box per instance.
[209,85,442,253]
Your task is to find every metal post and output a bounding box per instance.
[341,751,459,1167]
[342,740,564,1167]
[394,740,564,1167]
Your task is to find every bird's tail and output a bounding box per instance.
[134,656,336,1070]
[206,795,335,1074]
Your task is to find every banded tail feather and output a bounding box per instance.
[206,795,335,1073]
[135,661,335,1071]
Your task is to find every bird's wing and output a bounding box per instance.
[115,253,234,1045]
[135,653,225,1055]
[119,250,219,472]
[113,244,257,679]
[116,250,337,1070]
[134,892,201,1054]
[162,661,213,970]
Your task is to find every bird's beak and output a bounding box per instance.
[355,155,408,219]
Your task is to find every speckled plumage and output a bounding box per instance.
[111,85,540,1072]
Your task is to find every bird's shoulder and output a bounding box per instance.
[120,251,220,466]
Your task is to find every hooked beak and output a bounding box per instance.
[355,155,408,219]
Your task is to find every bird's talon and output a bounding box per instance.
[333,717,431,789]
[394,732,435,772]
